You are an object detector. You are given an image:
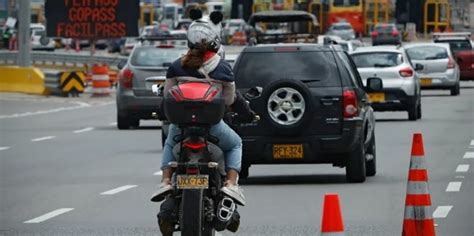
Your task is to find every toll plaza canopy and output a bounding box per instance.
[45,0,140,39]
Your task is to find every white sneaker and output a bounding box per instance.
[150,182,172,202]
[221,184,246,206]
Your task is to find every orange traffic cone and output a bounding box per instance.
[321,193,345,235]
[402,133,436,236]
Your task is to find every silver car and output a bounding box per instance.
[350,46,422,120]
[405,43,460,95]
[327,22,356,40]
[116,42,188,129]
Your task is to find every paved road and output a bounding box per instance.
[1,82,474,235]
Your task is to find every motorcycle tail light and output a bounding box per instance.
[186,167,199,175]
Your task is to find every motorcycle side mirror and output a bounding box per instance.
[244,86,263,100]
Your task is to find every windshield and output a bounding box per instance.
[333,24,352,30]
[407,46,448,60]
[235,51,341,87]
[351,52,403,68]
[131,47,187,67]
[333,0,360,6]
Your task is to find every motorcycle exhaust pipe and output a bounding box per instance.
[214,197,236,231]
[218,197,236,222]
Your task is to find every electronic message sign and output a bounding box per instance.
[45,0,140,39]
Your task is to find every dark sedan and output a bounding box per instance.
[371,23,401,46]
[116,43,188,129]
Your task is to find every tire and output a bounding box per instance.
[450,83,460,96]
[408,104,418,121]
[346,138,366,183]
[180,189,214,236]
[417,103,422,119]
[260,79,315,135]
[117,114,131,130]
[365,134,376,177]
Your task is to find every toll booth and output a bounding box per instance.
[140,3,156,27]
[364,0,391,34]
[308,1,324,33]
[424,0,450,34]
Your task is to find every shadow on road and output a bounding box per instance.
[421,94,452,97]
[94,126,162,131]
[240,174,348,185]
[375,118,409,122]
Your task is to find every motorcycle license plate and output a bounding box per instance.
[273,144,303,159]
[177,175,209,189]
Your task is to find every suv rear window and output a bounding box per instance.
[351,52,403,68]
[235,51,340,87]
[406,46,448,60]
[131,47,186,67]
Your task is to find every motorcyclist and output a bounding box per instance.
[150,10,252,208]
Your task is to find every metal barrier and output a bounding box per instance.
[43,70,86,97]
[0,51,127,70]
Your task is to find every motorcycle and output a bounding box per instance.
[152,78,260,236]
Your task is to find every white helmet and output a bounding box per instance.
[187,9,223,52]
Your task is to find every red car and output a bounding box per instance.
[434,32,474,80]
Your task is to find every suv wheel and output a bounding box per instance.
[366,134,376,177]
[261,79,315,135]
[450,83,460,96]
[117,114,131,130]
[346,138,367,183]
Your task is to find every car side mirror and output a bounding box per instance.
[366,77,383,92]
[414,63,424,71]
[117,60,127,70]
[244,86,263,100]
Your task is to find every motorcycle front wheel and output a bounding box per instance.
[180,189,215,236]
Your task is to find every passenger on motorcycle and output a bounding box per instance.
[150,11,247,206]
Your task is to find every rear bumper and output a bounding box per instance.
[369,89,417,111]
[241,118,363,166]
[116,90,161,119]
[419,71,459,89]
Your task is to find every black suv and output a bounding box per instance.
[232,44,383,183]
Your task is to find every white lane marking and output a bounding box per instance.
[470,140,474,146]
[0,102,90,119]
[24,208,74,223]
[73,127,94,134]
[100,185,137,195]
[446,182,462,192]
[433,206,453,218]
[455,176,465,179]
[31,136,55,142]
[0,147,11,151]
[464,152,474,159]
[153,170,163,176]
[109,122,117,126]
[456,164,470,173]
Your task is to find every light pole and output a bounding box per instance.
[17,0,31,67]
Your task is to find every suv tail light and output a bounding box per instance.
[120,68,134,88]
[371,31,379,37]
[343,90,358,118]
[447,57,455,69]
[399,67,414,77]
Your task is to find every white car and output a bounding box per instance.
[350,46,422,120]
[30,28,55,51]
[405,43,460,95]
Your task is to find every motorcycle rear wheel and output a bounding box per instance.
[180,189,215,236]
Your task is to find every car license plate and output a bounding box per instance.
[177,175,209,189]
[420,78,432,86]
[368,93,385,103]
[273,144,303,159]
